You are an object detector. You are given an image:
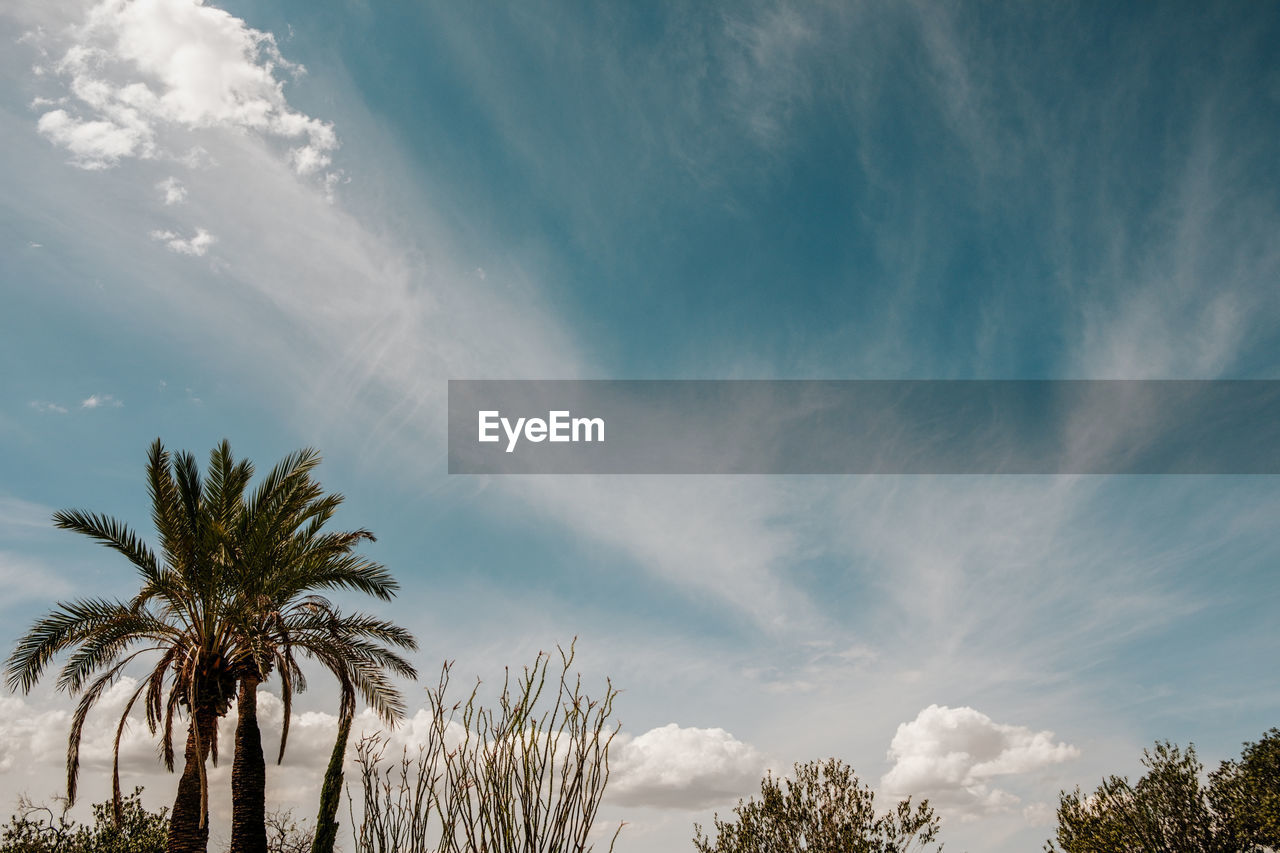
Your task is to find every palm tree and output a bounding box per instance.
[221,448,417,853]
[5,440,248,853]
[310,683,354,853]
[4,440,420,853]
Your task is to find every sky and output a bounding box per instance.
[1,1,1279,850]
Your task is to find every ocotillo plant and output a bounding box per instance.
[349,642,621,853]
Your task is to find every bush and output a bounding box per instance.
[264,809,314,853]
[350,643,621,853]
[1,788,167,853]
[692,758,942,853]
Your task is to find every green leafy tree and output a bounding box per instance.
[1047,731,1280,853]
[692,758,941,853]
[1210,728,1280,851]
[1047,741,1221,853]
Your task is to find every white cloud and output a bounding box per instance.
[881,705,1078,819]
[0,686,331,819]
[0,497,54,537]
[36,107,152,169]
[28,400,67,414]
[0,551,71,603]
[0,696,69,776]
[607,723,765,809]
[80,393,123,408]
[34,0,337,177]
[150,227,215,256]
[1022,801,1057,827]
[157,175,186,204]
[0,685,766,830]
[0,679,155,781]
[722,5,816,149]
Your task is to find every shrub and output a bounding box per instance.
[1,788,167,853]
[349,643,621,853]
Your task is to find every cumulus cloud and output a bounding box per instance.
[28,400,68,414]
[0,679,157,781]
[33,0,337,177]
[36,108,148,168]
[80,393,123,408]
[0,682,765,827]
[880,705,1078,819]
[607,723,765,809]
[0,686,347,818]
[150,227,215,256]
[0,696,68,776]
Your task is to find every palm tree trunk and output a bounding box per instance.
[168,708,216,853]
[230,676,269,853]
[310,692,353,853]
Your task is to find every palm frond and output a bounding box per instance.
[52,510,161,584]
[66,658,138,804]
[5,598,138,694]
[55,609,174,694]
[111,679,149,826]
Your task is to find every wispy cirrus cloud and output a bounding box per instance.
[0,551,71,604]
[80,393,122,408]
[0,496,55,538]
[4,4,1280,851]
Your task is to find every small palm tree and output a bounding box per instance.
[5,440,246,853]
[309,682,355,853]
[221,448,417,853]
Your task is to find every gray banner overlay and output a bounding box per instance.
[447,380,1280,474]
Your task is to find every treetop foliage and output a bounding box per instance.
[1047,729,1280,853]
[692,758,941,853]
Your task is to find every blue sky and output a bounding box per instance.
[2,1,1279,850]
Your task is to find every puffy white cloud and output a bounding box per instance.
[150,227,215,256]
[880,705,1078,819]
[28,400,68,414]
[34,0,337,177]
[0,686,349,818]
[36,108,150,168]
[0,679,158,782]
[0,690,768,823]
[607,723,765,809]
[0,696,69,776]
